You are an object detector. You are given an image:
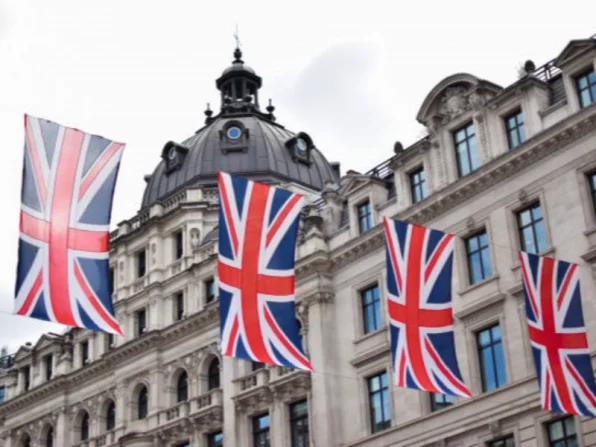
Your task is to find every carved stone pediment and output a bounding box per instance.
[439,86,470,119]
[269,368,311,402]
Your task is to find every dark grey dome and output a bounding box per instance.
[141,114,340,208]
[141,47,340,209]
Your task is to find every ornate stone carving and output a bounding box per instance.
[439,86,470,120]
[489,420,501,435]
[189,228,201,251]
[119,261,124,282]
[151,243,157,265]
[518,188,528,204]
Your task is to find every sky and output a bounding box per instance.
[0,0,594,352]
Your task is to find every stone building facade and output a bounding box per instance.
[1,35,596,447]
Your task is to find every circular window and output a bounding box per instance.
[295,138,307,152]
[226,126,242,140]
[168,147,177,160]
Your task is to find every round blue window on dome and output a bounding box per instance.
[227,126,242,140]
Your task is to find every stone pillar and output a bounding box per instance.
[301,291,336,447]
[52,406,67,447]
[115,383,127,428]
[221,356,237,446]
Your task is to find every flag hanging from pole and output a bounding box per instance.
[519,251,596,417]
[217,172,312,371]
[383,217,471,397]
[14,114,124,335]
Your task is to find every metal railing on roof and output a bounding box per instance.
[532,33,596,83]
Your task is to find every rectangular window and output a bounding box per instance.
[409,167,428,204]
[23,365,30,391]
[576,69,596,108]
[136,249,146,278]
[489,435,515,447]
[477,324,507,392]
[252,361,265,372]
[588,171,596,213]
[136,308,147,336]
[107,333,115,350]
[517,202,547,254]
[290,400,309,447]
[361,284,382,334]
[81,341,89,365]
[453,122,479,177]
[175,292,184,321]
[174,230,184,260]
[357,200,373,234]
[205,278,216,303]
[465,230,492,284]
[368,371,391,433]
[430,392,453,412]
[505,109,526,149]
[547,417,576,447]
[0,386,5,403]
[109,266,115,296]
[207,432,223,447]
[252,413,270,447]
[44,354,53,381]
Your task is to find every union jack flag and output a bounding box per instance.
[14,115,124,335]
[217,172,312,371]
[383,218,471,397]
[519,251,596,417]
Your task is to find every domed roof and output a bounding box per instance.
[141,47,340,209]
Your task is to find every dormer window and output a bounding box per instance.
[357,200,373,234]
[220,121,249,153]
[162,141,189,174]
[409,167,427,204]
[576,69,596,108]
[505,109,526,149]
[286,132,313,164]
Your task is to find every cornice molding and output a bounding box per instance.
[328,110,596,273]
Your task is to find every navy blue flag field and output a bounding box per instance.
[519,251,596,417]
[217,172,312,371]
[383,217,471,397]
[14,114,124,335]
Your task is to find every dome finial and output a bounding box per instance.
[233,24,243,62]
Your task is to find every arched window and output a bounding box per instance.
[138,386,148,419]
[21,435,31,447]
[208,358,220,390]
[45,426,54,447]
[80,412,90,441]
[106,401,116,431]
[177,371,188,402]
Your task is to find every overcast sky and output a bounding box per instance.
[0,0,594,353]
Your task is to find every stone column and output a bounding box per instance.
[52,406,67,447]
[301,291,336,447]
[115,383,128,428]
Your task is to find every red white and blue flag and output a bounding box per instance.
[384,218,471,397]
[14,115,124,335]
[217,172,312,371]
[519,251,596,417]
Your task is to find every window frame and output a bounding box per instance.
[137,386,149,419]
[504,108,526,149]
[289,399,309,447]
[575,68,596,109]
[516,201,547,254]
[176,370,189,403]
[252,413,271,447]
[357,200,373,234]
[453,121,479,177]
[205,278,216,304]
[106,401,116,431]
[429,392,453,412]
[546,416,578,447]
[409,166,427,204]
[360,283,382,335]
[136,248,147,278]
[465,229,493,285]
[174,291,185,321]
[207,431,223,447]
[488,435,515,447]
[174,229,184,260]
[135,308,147,336]
[476,323,507,392]
[367,370,391,434]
